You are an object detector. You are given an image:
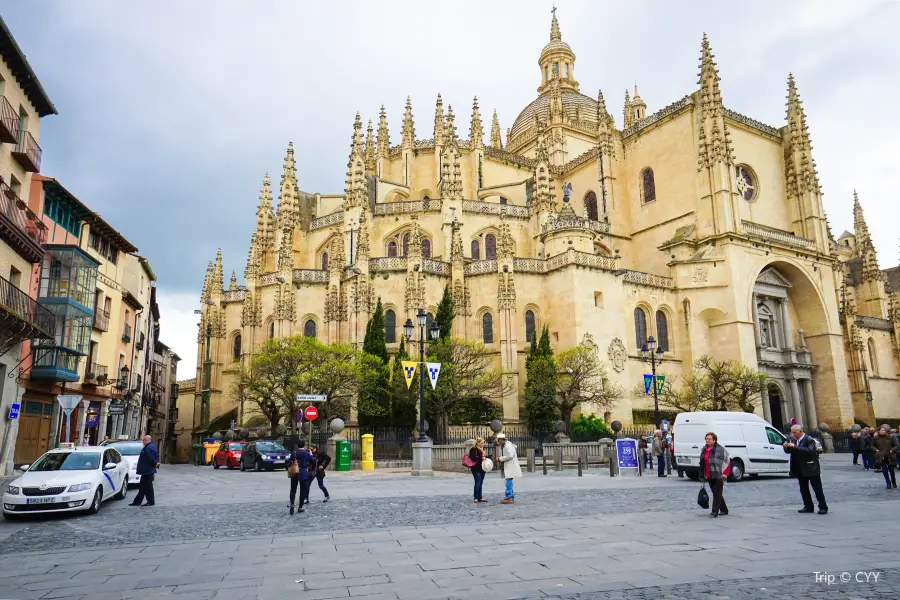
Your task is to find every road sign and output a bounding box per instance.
[643,374,653,395]
[295,394,327,403]
[297,409,303,422]
[616,438,639,470]
[304,406,318,421]
[108,402,125,415]
[56,395,83,444]
[8,403,20,420]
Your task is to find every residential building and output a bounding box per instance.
[172,378,195,463]
[195,10,898,432]
[0,15,56,474]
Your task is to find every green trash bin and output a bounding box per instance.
[335,440,351,471]
[191,444,202,466]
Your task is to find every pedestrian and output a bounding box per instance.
[287,440,314,515]
[310,444,331,503]
[101,435,109,445]
[638,436,649,472]
[468,437,488,503]
[861,428,875,470]
[130,434,159,507]
[783,425,828,514]
[699,432,730,517]
[872,427,898,490]
[672,430,684,477]
[651,430,667,477]
[665,432,674,475]
[496,433,521,504]
[849,431,860,465]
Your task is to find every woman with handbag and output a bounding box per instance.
[287,441,314,515]
[466,437,489,503]
[698,432,731,518]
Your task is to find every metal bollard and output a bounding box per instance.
[577,456,583,477]
[582,449,589,472]
[555,449,563,472]
[526,448,535,473]
[542,454,547,475]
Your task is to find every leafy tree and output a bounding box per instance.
[648,356,768,414]
[359,298,391,426]
[556,346,623,432]
[389,338,418,428]
[434,285,455,341]
[523,326,558,438]
[448,397,501,425]
[570,414,613,440]
[726,363,768,413]
[237,368,281,432]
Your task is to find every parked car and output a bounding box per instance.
[213,442,246,470]
[673,411,791,481]
[240,441,290,471]
[3,445,129,519]
[106,440,144,486]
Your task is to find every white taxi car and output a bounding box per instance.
[106,440,144,486]
[3,445,129,519]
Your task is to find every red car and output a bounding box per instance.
[213,442,246,469]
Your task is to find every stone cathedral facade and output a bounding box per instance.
[194,13,899,432]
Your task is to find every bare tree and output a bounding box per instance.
[556,347,623,430]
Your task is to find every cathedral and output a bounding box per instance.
[194,12,899,432]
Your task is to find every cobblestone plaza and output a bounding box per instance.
[0,456,897,599]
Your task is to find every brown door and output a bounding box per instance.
[14,399,53,465]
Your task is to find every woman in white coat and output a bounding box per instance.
[496,433,522,504]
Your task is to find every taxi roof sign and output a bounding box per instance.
[58,442,75,449]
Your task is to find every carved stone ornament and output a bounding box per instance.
[607,337,626,373]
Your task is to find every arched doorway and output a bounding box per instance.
[767,384,785,431]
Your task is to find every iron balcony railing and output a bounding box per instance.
[84,363,108,385]
[0,177,48,262]
[93,309,110,332]
[12,129,41,172]
[122,322,132,343]
[0,273,55,341]
[0,96,18,144]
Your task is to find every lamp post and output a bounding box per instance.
[640,336,665,431]
[404,308,440,443]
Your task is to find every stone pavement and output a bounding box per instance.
[0,455,897,599]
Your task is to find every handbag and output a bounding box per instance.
[287,459,299,478]
[462,453,478,468]
[697,483,710,509]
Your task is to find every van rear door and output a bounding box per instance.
[673,423,707,467]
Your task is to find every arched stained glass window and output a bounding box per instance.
[485,234,497,260]
[321,252,328,271]
[471,240,480,260]
[385,310,396,344]
[656,310,669,353]
[232,334,242,362]
[483,313,494,344]
[525,310,536,344]
[585,192,598,221]
[268,321,275,339]
[402,233,410,257]
[304,320,316,338]
[634,308,647,349]
[388,241,398,257]
[422,239,431,258]
[641,168,656,204]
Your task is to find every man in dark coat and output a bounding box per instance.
[287,441,314,514]
[783,425,828,514]
[309,445,331,503]
[130,435,159,507]
[860,428,875,470]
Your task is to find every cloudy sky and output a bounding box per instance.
[4,0,898,375]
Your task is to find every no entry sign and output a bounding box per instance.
[304,406,318,421]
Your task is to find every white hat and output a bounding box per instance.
[496,432,506,439]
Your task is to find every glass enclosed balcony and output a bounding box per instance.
[38,246,99,312]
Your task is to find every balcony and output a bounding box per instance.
[93,309,110,332]
[12,129,41,172]
[136,332,145,350]
[0,274,55,354]
[0,97,18,144]
[31,347,82,382]
[84,363,108,385]
[0,177,47,263]
[170,383,179,400]
[122,322,132,343]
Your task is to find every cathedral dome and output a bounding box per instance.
[509,89,598,140]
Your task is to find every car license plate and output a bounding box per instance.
[26,497,58,504]
[679,457,691,464]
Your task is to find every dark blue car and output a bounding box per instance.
[240,441,290,471]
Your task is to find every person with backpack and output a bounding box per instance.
[465,437,488,503]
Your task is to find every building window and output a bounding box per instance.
[304,320,316,338]
[735,164,758,201]
[585,191,598,221]
[268,321,275,339]
[641,168,656,204]
[545,66,549,81]
[482,312,494,344]
[422,239,431,258]
[385,309,396,343]
[88,232,100,251]
[387,241,398,257]
[485,234,497,260]
[471,240,480,260]
[525,310,536,344]
[402,233,410,257]
[500,197,508,205]
[634,307,647,349]
[656,310,669,352]
[232,334,242,361]
[868,338,879,376]
[107,247,118,265]
[321,252,328,271]
[565,63,569,78]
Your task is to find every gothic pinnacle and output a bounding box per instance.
[490,109,502,148]
[434,94,445,144]
[445,105,457,142]
[377,104,390,156]
[365,119,376,174]
[470,96,484,149]
[623,89,631,128]
[698,33,723,117]
[213,248,224,295]
[229,271,237,291]
[401,96,415,147]
[550,8,561,42]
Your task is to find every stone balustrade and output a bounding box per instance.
[742,220,815,250]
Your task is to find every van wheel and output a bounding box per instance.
[728,459,745,482]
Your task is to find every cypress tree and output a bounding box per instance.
[434,285,455,341]
[363,298,389,364]
[359,298,390,426]
[523,325,558,438]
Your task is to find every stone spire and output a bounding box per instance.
[356,208,370,263]
[255,172,276,253]
[276,142,300,231]
[696,34,733,169]
[377,105,390,158]
[784,73,821,196]
[596,90,614,156]
[229,271,237,291]
[440,106,463,201]
[623,89,632,128]
[469,97,484,149]
[698,33,723,119]
[532,119,555,213]
[244,233,259,283]
[433,94,445,145]
[201,260,213,302]
[401,96,415,148]
[630,85,647,122]
[364,119,376,175]
[212,248,224,297]
[550,9,561,42]
[490,109,502,149]
[277,224,293,274]
[854,191,882,282]
[345,113,367,209]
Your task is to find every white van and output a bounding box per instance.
[673,412,790,481]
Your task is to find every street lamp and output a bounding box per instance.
[640,336,665,431]
[404,308,440,442]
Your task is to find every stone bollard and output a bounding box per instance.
[577,455,583,477]
[542,454,547,475]
[818,423,834,453]
[526,448,535,473]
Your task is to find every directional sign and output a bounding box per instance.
[643,374,653,395]
[8,403,20,420]
[304,406,318,421]
[296,394,327,403]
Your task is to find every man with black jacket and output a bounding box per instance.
[309,445,331,503]
[783,425,828,514]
